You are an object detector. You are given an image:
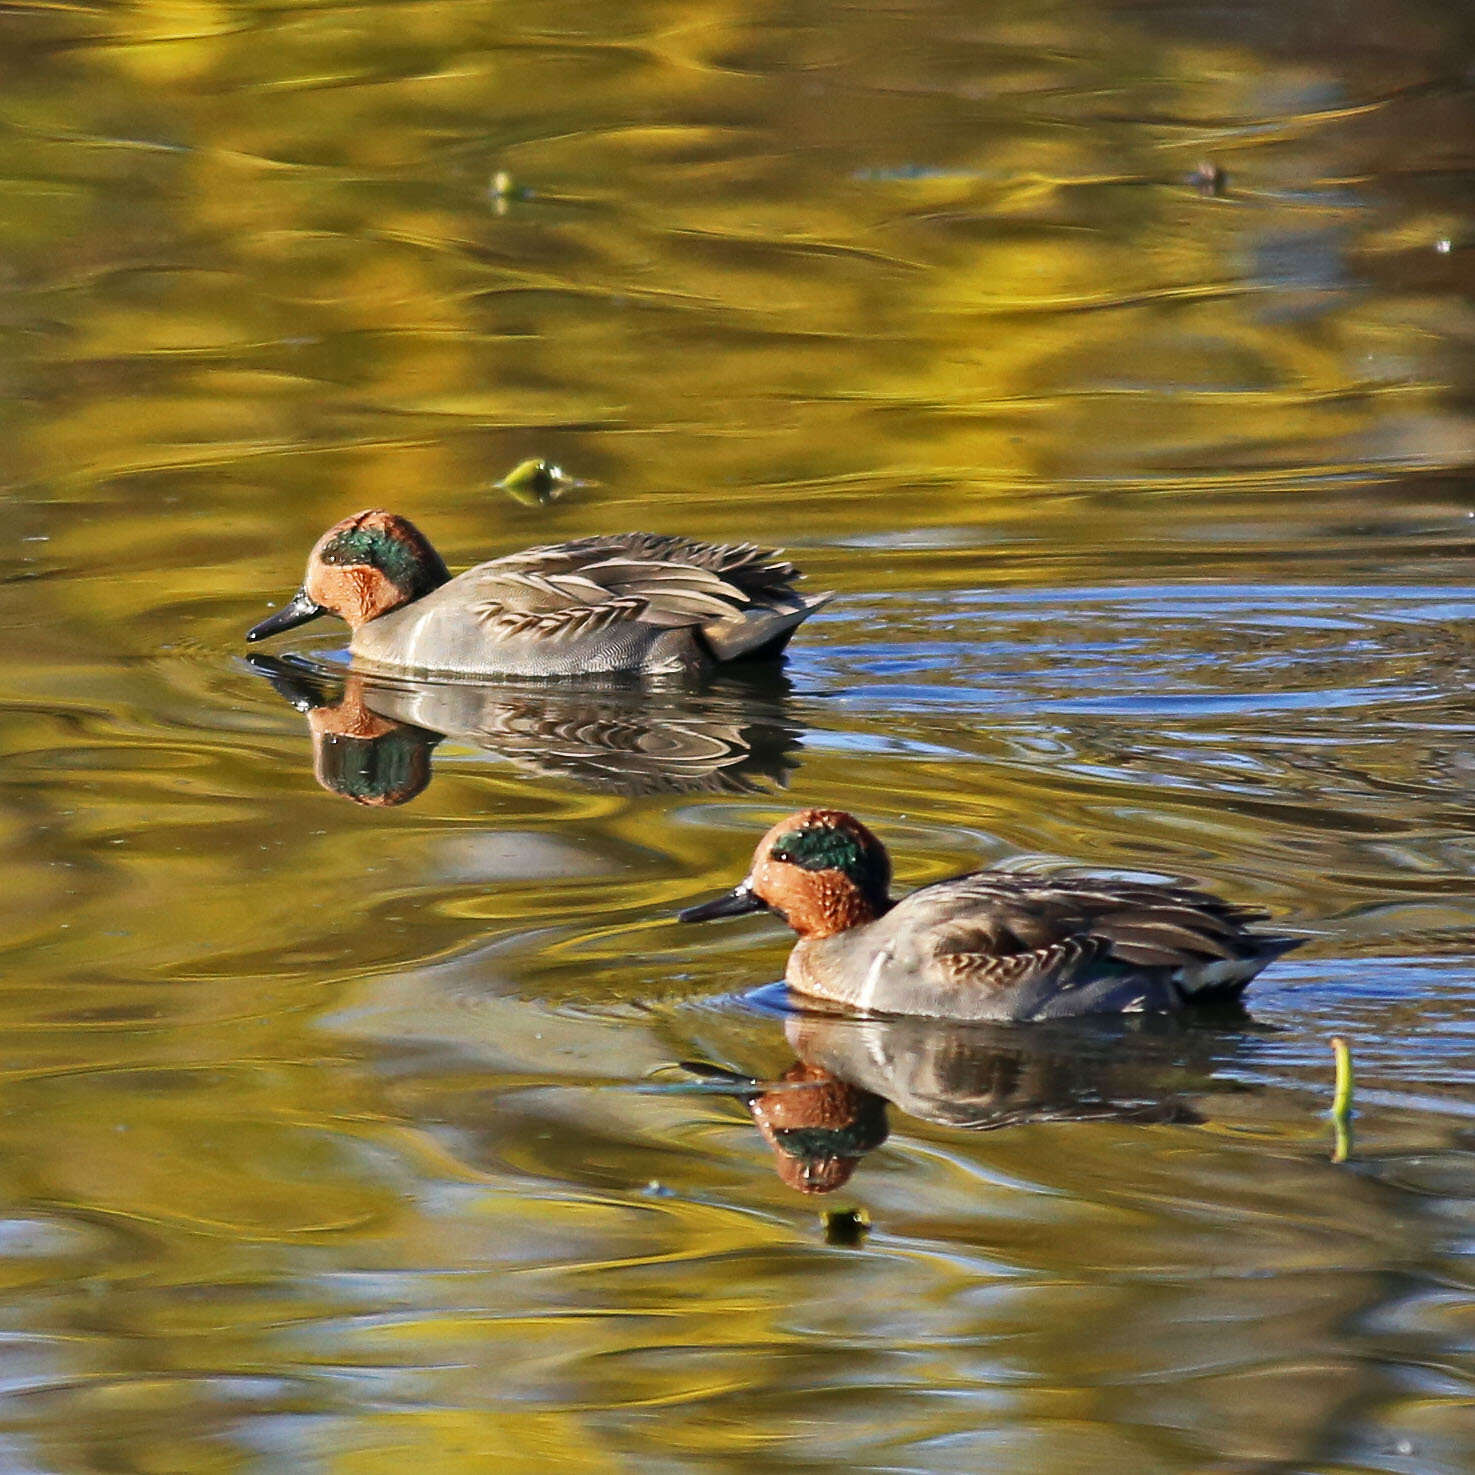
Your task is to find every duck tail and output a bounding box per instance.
[1179,935,1304,1003]
[701,592,833,663]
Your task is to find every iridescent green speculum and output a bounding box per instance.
[320,524,448,597]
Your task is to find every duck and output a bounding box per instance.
[678,809,1301,1020]
[245,510,831,678]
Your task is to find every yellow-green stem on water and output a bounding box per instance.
[1330,1035,1354,1164]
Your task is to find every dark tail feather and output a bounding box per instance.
[1188,935,1304,1004]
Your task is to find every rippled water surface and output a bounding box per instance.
[4,0,1475,1469]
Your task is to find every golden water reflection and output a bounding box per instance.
[2,0,1475,1469]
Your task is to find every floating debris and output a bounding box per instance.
[822,1206,871,1247]
[497,457,576,507]
[490,169,533,215]
[1189,161,1227,197]
[1330,1035,1354,1163]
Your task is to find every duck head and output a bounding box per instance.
[679,807,893,939]
[246,510,451,642]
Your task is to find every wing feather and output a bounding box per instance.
[904,870,1291,976]
[938,935,1111,991]
[460,534,807,643]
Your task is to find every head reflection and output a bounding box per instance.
[248,652,801,805]
[748,1063,890,1194]
[250,653,437,807]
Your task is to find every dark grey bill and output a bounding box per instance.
[246,588,325,642]
[678,882,765,923]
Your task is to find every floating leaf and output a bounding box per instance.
[497,458,574,507]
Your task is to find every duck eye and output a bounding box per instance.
[772,848,795,864]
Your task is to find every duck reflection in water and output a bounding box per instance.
[688,1010,1230,1193]
[248,652,802,804]
[686,1057,890,1193]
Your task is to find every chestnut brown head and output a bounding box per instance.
[679,808,893,939]
[246,510,450,641]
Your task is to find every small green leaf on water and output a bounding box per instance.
[1330,1035,1354,1164]
[823,1206,870,1246]
[498,458,572,506]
